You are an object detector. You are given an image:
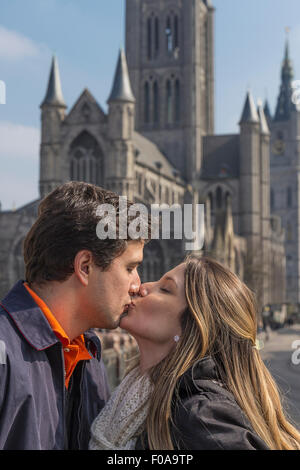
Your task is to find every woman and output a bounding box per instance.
[89,255,300,450]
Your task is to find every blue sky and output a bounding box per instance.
[1,0,300,210]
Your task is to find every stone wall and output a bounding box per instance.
[94,328,139,391]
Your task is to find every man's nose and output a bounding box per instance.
[129,270,141,295]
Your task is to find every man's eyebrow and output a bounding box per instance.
[127,259,143,266]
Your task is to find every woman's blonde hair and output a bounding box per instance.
[143,254,300,450]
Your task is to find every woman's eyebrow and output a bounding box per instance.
[164,276,178,289]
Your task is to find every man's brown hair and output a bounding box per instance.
[24,182,150,285]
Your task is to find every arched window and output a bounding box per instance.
[175,79,180,122]
[270,188,275,210]
[144,82,150,123]
[154,17,159,56]
[166,80,172,124]
[216,186,223,209]
[208,192,214,212]
[166,16,173,53]
[174,15,179,49]
[70,131,103,185]
[147,17,152,60]
[153,81,159,123]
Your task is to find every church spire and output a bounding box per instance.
[41,55,66,108]
[239,91,259,125]
[263,100,273,127]
[257,100,270,135]
[107,48,135,104]
[274,36,296,121]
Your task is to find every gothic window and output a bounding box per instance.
[208,192,214,212]
[166,80,172,124]
[165,186,170,204]
[216,186,223,209]
[166,16,174,53]
[174,15,179,49]
[144,82,150,123]
[270,188,275,210]
[147,17,152,60]
[175,79,180,122]
[153,81,159,123]
[70,131,103,185]
[165,13,180,57]
[154,17,159,56]
[287,187,292,208]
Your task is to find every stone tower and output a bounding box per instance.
[40,55,67,198]
[270,39,300,303]
[125,0,215,182]
[106,48,136,200]
[238,92,262,293]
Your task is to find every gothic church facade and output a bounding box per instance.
[0,0,288,310]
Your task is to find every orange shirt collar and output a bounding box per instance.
[24,282,91,388]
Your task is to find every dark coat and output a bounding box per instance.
[136,356,269,450]
[0,280,110,450]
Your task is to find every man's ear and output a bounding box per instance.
[74,250,93,286]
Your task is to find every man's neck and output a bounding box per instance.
[29,280,87,341]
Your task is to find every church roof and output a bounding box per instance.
[41,55,66,108]
[107,48,135,104]
[239,91,259,124]
[201,135,240,179]
[133,131,185,184]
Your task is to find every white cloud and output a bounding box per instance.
[0,25,41,60]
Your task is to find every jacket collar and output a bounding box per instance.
[0,280,101,359]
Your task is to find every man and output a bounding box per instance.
[0,182,147,449]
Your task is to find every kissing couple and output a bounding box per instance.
[0,182,299,450]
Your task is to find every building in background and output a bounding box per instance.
[0,0,288,313]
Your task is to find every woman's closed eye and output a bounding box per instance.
[160,287,170,293]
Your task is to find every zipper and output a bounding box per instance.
[76,361,86,449]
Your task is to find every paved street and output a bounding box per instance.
[258,324,300,430]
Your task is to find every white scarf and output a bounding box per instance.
[89,367,153,450]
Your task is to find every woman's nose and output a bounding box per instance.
[139,282,154,297]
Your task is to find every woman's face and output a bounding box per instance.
[120,263,187,346]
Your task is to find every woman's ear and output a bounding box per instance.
[74,250,93,286]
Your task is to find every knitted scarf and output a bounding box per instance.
[89,367,153,450]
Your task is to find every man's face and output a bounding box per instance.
[86,241,144,329]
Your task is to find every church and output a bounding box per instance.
[0,0,292,311]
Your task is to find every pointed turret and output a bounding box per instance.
[257,100,270,135]
[263,100,273,128]
[39,55,66,198]
[41,55,66,108]
[239,91,259,124]
[107,48,135,104]
[274,39,296,121]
